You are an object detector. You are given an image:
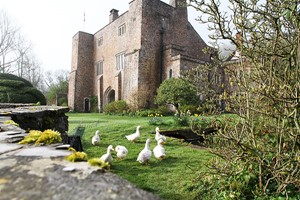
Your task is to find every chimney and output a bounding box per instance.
[109,9,119,23]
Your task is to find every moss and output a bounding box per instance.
[88,158,111,170]
[65,148,88,162]
[19,130,42,144]
[3,120,19,126]
[35,129,62,145]
[19,129,62,145]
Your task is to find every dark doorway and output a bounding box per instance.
[107,90,115,104]
[84,98,90,112]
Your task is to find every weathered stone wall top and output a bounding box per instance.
[0,103,34,109]
[0,106,69,115]
[0,106,69,134]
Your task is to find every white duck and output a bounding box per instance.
[153,138,166,160]
[155,127,166,144]
[115,145,128,160]
[137,138,152,164]
[92,130,100,145]
[125,126,141,143]
[100,145,114,164]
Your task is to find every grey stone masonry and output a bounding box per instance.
[0,119,161,200]
[0,106,69,134]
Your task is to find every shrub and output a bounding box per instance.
[103,102,115,114]
[113,100,129,113]
[155,105,175,116]
[0,73,46,104]
[0,73,33,87]
[180,104,200,115]
[0,79,25,88]
[103,100,129,114]
[136,109,153,117]
[155,78,198,113]
[58,96,68,106]
[173,111,191,126]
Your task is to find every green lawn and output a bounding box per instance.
[67,113,212,200]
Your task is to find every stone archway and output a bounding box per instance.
[104,87,115,106]
[107,90,115,103]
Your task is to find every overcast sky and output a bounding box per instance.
[0,0,212,72]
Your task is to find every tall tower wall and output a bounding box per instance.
[68,32,94,112]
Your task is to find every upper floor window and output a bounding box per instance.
[118,24,126,36]
[96,61,103,75]
[97,37,103,47]
[116,53,125,71]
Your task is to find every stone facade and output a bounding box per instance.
[68,0,212,112]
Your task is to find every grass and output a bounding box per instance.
[67,113,213,200]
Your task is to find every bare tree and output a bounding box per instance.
[0,9,44,90]
[43,69,69,105]
[187,0,300,198]
[0,10,18,73]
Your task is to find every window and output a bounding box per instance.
[97,37,103,47]
[116,53,125,71]
[118,24,126,36]
[96,61,103,75]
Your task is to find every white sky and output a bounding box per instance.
[0,0,212,72]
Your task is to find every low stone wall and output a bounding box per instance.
[0,119,161,200]
[0,105,69,134]
[0,103,35,109]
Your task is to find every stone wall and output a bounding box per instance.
[0,103,34,109]
[0,106,69,134]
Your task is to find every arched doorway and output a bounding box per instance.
[104,87,115,105]
[84,98,90,112]
[107,90,115,103]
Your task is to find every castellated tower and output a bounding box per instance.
[68,0,211,112]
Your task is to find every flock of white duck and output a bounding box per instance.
[91,126,167,165]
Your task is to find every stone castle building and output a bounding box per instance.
[68,0,212,112]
